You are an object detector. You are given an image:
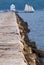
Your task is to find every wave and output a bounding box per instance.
[0,10,10,13]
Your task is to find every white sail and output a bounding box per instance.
[24,4,29,11]
[24,4,35,12]
[10,4,16,11]
[31,6,35,11]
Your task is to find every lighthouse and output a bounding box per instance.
[10,4,16,11]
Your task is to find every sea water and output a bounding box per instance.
[18,11,44,50]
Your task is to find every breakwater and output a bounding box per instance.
[0,11,27,65]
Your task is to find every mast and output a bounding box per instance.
[10,0,11,4]
[28,0,29,11]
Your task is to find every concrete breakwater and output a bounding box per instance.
[16,13,44,65]
[0,11,27,65]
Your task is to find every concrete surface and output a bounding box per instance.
[0,11,27,65]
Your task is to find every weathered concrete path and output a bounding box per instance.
[0,12,27,65]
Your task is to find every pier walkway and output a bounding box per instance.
[0,11,27,65]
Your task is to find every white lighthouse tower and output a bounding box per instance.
[10,4,16,11]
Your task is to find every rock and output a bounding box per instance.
[32,48,44,57]
[29,61,36,65]
[24,46,32,54]
[29,53,37,60]
[16,13,44,65]
[29,41,37,48]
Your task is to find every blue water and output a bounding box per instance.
[18,11,44,50]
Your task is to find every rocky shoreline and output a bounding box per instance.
[16,13,44,65]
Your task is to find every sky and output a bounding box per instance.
[0,0,44,10]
